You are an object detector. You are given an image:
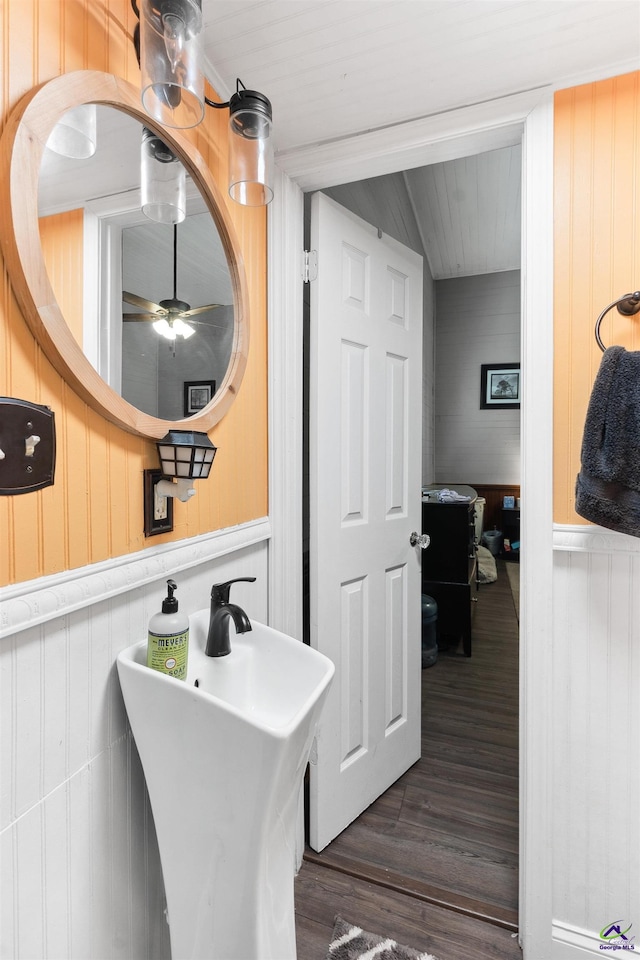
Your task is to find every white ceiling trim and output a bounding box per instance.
[539,54,640,98]
[275,86,542,190]
[274,55,640,192]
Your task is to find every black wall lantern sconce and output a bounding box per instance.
[131,0,274,206]
[144,429,216,535]
[155,429,217,502]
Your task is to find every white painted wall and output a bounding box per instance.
[551,527,640,957]
[421,270,436,486]
[434,270,521,484]
[0,524,270,960]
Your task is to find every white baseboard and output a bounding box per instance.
[552,920,612,957]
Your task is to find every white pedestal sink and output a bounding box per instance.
[117,611,334,960]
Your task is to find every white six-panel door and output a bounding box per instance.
[308,192,424,851]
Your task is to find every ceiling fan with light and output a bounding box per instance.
[123,223,227,340]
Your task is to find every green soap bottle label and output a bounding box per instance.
[147,629,189,680]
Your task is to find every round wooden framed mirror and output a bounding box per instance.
[0,71,250,439]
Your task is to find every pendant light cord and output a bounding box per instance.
[173,224,178,299]
[204,95,230,109]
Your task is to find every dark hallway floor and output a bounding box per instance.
[295,559,521,960]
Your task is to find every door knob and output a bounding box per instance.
[410,532,430,549]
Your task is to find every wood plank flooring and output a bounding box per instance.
[295,559,521,960]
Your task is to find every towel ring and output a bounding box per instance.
[595,291,640,351]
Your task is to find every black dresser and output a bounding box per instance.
[421,484,478,657]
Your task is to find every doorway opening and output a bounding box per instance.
[299,144,522,953]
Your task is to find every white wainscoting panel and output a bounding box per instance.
[0,524,270,959]
[552,525,640,958]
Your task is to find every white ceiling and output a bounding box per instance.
[404,145,522,278]
[324,143,522,279]
[38,2,640,282]
[201,0,639,278]
[202,0,640,156]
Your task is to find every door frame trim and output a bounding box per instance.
[268,89,554,958]
[267,165,305,642]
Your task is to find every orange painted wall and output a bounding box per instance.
[554,71,640,524]
[39,210,85,345]
[0,0,268,586]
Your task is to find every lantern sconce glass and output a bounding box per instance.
[155,429,217,502]
[131,0,273,206]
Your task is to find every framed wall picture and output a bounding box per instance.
[480,363,521,409]
[183,380,216,417]
[143,469,174,537]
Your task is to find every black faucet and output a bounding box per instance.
[205,577,256,657]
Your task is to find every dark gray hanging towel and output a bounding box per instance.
[575,345,640,537]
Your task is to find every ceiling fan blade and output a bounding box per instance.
[189,316,229,329]
[123,313,163,322]
[122,291,166,314]
[181,303,227,318]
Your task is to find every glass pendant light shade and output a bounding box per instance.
[141,127,186,224]
[139,0,205,129]
[228,88,274,206]
[46,104,97,159]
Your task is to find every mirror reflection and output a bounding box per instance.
[38,105,234,421]
[122,217,233,419]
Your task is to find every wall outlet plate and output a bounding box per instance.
[144,469,174,537]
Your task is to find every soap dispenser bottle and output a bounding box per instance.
[147,579,189,680]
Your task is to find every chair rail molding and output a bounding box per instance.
[0,517,271,639]
[553,522,640,554]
